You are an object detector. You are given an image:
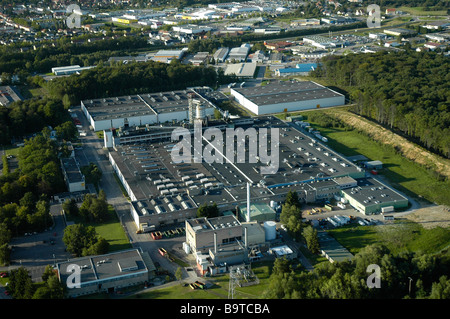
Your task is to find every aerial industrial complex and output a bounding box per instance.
[75,81,407,276]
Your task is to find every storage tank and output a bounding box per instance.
[263,221,277,241]
[270,201,277,209]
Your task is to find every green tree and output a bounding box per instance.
[429,276,450,299]
[175,266,183,283]
[78,194,109,223]
[263,257,298,299]
[285,190,301,208]
[197,202,219,218]
[303,226,320,254]
[280,204,303,241]
[8,267,34,299]
[63,224,98,257]
[0,242,11,266]
[83,237,109,256]
[81,163,102,189]
[55,121,78,141]
[62,198,79,218]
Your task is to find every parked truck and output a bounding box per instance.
[139,223,156,233]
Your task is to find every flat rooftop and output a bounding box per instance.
[81,89,207,122]
[57,249,155,286]
[0,85,23,107]
[224,62,257,77]
[318,231,354,263]
[61,157,84,183]
[81,95,156,121]
[109,116,364,218]
[231,80,344,106]
[342,178,408,207]
[187,215,241,233]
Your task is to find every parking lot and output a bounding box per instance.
[4,204,72,282]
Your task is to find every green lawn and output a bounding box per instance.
[327,221,450,255]
[66,205,131,252]
[399,6,448,16]
[88,205,131,252]
[131,261,277,299]
[294,111,450,206]
[2,145,22,157]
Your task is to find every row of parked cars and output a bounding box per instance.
[151,227,185,240]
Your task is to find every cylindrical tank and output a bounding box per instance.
[263,221,277,241]
[196,103,205,120]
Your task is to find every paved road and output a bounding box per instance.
[73,107,194,280]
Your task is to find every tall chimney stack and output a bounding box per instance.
[244,226,248,249]
[246,182,251,222]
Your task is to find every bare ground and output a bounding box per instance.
[403,205,450,229]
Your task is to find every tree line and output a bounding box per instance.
[45,59,236,105]
[310,50,450,158]
[0,36,149,75]
[0,135,66,266]
[0,97,77,145]
[263,243,450,299]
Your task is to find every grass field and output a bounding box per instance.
[2,145,22,157]
[399,6,448,16]
[292,111,450,206]
[66,205,131,252]
[131,261,276,299]
[327,220,450,256]
[86,205,131,252]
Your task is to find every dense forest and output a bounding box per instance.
[263,244,450,299]
[310,50,450,158]
[0,97,76,145]
[0,36,149,74]
[45,59,238,104]
[0,133,69,265]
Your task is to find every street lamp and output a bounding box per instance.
[408,277,413,296]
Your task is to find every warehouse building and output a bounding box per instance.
[230,80,345,115]
[383,28,416,37]
[238,202,277,223]
[57,248,156,298]
[60,157,85,193]
[227,44,251,62]
[149,49,186,64]
[51,65,95,76]
[318,231,354,263]
[341,177,408,215]
[213,47,230,63]
[275,63,317,77]
[224,62,257,78]
[81,88,215,131]
[0,85,23,107]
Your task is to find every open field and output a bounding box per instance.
[2,145,22,157]
[399,6,448,16]
[327,220,450,256]
[131,261,276,299]
[404,205,450,230]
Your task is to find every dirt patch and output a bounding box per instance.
[404,205,450,229]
